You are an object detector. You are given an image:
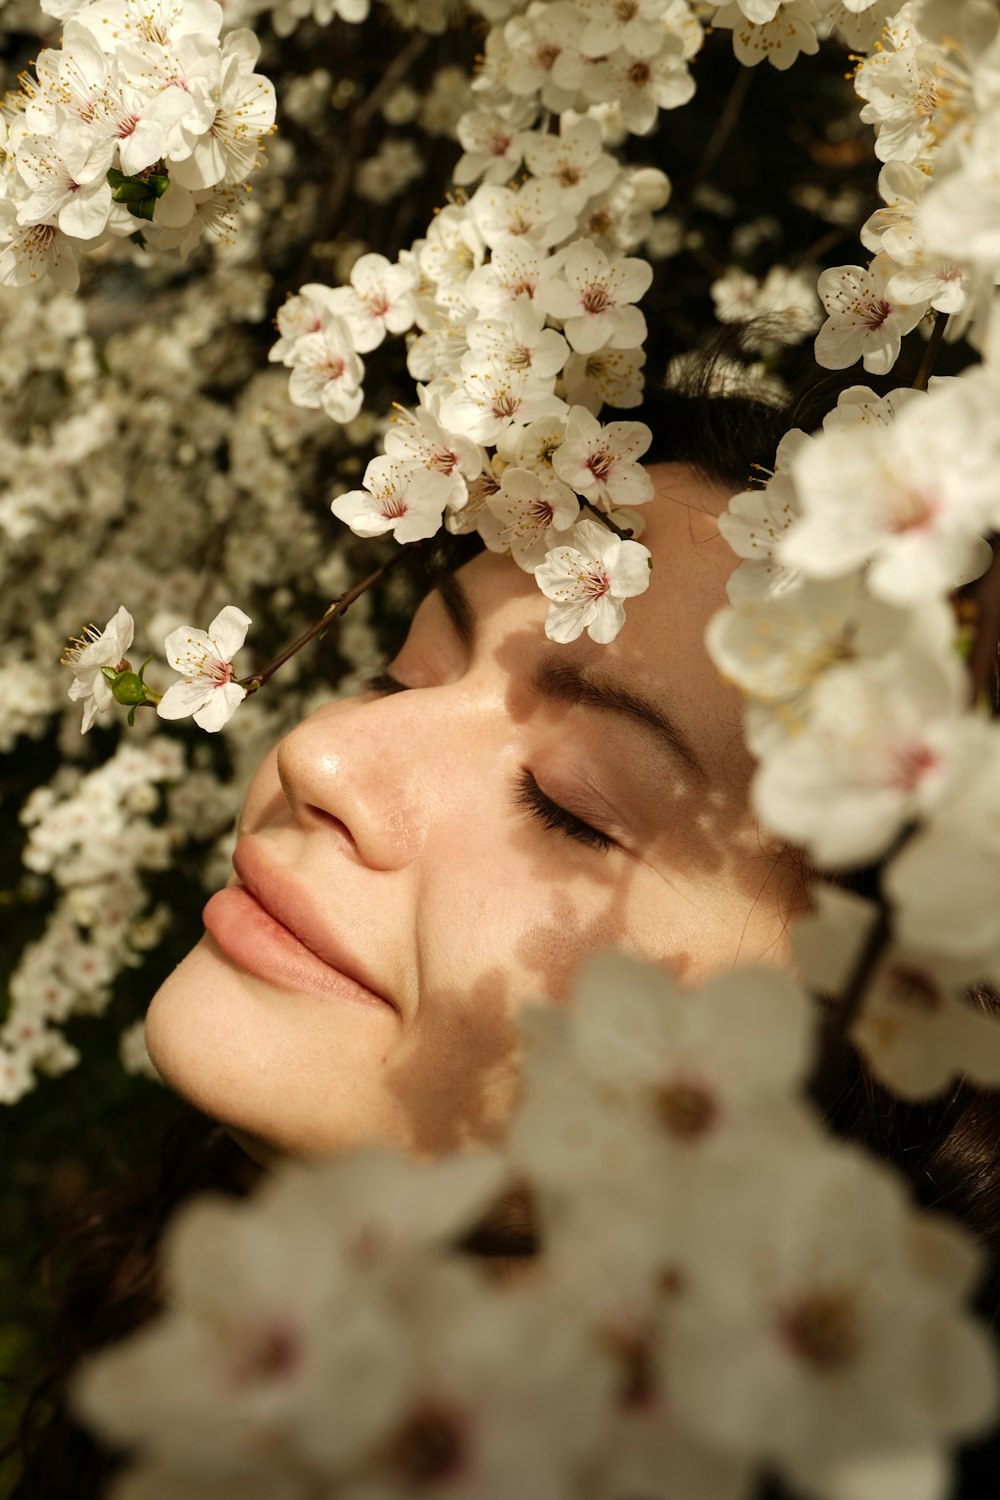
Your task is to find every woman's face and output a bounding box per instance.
[146,462,799,1158]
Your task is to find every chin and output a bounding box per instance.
[144,939,268,1135]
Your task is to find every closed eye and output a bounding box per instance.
[515,769,615,854]
[365,671,409,695]
[367,674,615,854]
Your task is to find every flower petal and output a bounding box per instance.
[193,682,247,733]
[208,606,252,662]
[157,679,213,722]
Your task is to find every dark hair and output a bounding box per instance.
[8,366,1000,1497]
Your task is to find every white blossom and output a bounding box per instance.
[479,465,580,569]
[286,319,365,422]
[793,884,1000,1100]
[535,238,652,354]
[782,373,998,603]
[814,257,928,375]
[550,405,653,509]
[711,0,822,70]
[752,641,973,868]
[667,1136,998,1500]
[332,456,454,543]
[62,604,135,733]
[534,516,651,643]
[157,605,251,732]
[321,252,417,354]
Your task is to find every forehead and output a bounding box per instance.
[452,463,751,780]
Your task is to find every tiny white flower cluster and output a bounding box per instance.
[3,735,183,1104]
[73,954,998,1500]
[273,1,700,643]
[0,0,277,288]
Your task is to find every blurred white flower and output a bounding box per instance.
[886,726,1000,964]
[794,884,1000,1100]
[667,1136,998,1500]
[717,429,809,604]
[706,576,948,754]
[783,373,997,603]
[510,953,816,1204]
[752,642,973,868]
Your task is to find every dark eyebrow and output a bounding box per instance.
[533,660,706,780]
[432,568,476,648]
[433,571,705,779]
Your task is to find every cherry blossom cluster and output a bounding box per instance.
[270,0,702,649]
[705,0,1000,1102]
[73,954,998,1500]
[0,0,276,289]
[811,0,1000,374]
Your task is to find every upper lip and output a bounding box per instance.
[231,839,398,1015]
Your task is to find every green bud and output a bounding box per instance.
[100,655,161,715]
[109,671,149,706]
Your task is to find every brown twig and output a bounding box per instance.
[238,542,421,696]
[316,31,431,237]
[579,498,634,541]
[911,310,949,392]
[684,64,754,216]
[967,535,1000,711]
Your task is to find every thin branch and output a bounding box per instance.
[967,535,1000,711]
[685,64,754,214]
[911,311,949,391]
[808,523,1000,1098]
[579,498,634,540]
[238,542,421,696]
[314,31,431,241]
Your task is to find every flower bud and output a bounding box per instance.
[106,670,150,706]
[628,167,671,211]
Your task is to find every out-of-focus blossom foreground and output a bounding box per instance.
[4,0,1000,1493]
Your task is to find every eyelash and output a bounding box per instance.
[515,769,614,854]
[365,671,409,695]
[365,673,615,854]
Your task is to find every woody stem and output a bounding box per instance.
[912,311,949,392]
[238,543,422,696]
[580,498,634,540]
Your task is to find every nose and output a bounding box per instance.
[274,689,460,872]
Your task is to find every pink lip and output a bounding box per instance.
[202,842,397,1015]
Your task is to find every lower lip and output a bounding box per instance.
[203,886,392,1012]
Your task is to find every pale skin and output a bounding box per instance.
[145,462,802,1159]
